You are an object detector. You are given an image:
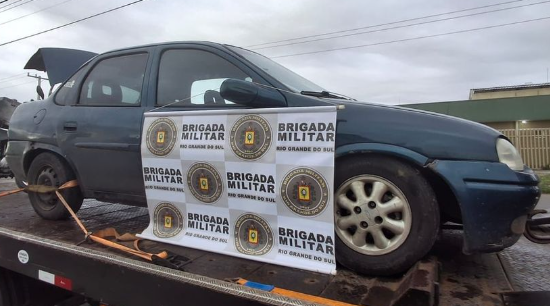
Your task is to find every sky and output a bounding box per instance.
[0,0,549,104]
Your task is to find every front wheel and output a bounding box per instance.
[27,153,83,220]
[334,155,439,276]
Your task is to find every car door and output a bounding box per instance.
[57,50,151,201]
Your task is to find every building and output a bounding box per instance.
[402,85,550,169]
[469,83,550,100]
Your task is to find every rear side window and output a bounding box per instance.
[55,67,87,105]
[157,49,250,106]
[79,53,148,106]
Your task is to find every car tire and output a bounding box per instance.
[27,153,83,220]
[334,155,439,276]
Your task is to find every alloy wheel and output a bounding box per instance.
[335,175,412,255]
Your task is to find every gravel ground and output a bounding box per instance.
[499,194,550,291]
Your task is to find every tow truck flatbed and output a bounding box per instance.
[0,180,533,306]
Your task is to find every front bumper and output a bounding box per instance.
[430,160,540,254]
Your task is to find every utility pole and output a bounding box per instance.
[27,73,49,100]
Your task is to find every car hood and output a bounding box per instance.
[332,100,502,162]
[24,48,97,87]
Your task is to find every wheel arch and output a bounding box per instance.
[335,143,462,223]
[335,143,429,167]
[23,144,82,191]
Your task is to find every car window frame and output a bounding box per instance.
[152,45,270,109]
[76,51,150,108]
[53,62,91,106]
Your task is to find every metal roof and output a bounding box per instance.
[400,95,550,123]
[471,82,550,93]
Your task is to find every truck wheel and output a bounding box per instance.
[334,155,439,276]
[27,153,83,220]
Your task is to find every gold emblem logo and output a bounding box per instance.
[164,214,172,228]
[244,124,255,146]
[230,115,272,161]
[146,118,177,157]
[199,175,209,192]
[298,180,311,201]
[153,203,183,238]
[281,168,329,217]
[156,130,166,144]
[248,224,259,245]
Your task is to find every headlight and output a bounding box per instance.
[496,138,524,171]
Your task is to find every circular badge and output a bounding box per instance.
[280,167,330,217]
[17,250,29,264]
[153,202,184,238]
[234,213,274,256]
[146,118,178,157]
[230,115,272,160]
[187,162,223,204]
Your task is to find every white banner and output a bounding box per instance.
[138,106,337,274]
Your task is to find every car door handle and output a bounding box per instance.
[63,122,78,132]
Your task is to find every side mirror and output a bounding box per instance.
[220,79,286,108]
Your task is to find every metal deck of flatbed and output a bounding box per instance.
[0,179,523,306]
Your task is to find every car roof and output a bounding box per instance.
[102,41,230,55]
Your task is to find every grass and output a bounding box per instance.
[540,174,550,194]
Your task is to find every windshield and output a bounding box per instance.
[228,46,325,93]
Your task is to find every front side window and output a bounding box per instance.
[79,53,148,106]
[157,49,251,106]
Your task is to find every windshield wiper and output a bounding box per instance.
[300,90,355,101]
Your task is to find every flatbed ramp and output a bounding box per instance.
[0,180,521,306]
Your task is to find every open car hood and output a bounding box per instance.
[24,48,97,87]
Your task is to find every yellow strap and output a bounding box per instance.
[54,188,168,260]
[0,179,168,261]
[0,179,79,198]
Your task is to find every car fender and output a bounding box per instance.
[22,142,82,186]
[335,143,430,167]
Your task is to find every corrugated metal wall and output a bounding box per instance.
[500,128,550,169]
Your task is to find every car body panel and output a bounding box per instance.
[430,160,540,253]
[6,41,541,253]
[326,101,502,162]
[335,142,430,167]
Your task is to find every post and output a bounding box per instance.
[26,73,49,100]
[515,120,521,154]
[37,76,41,100]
